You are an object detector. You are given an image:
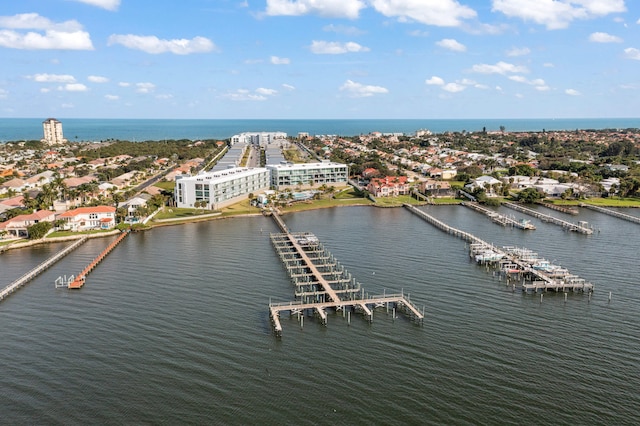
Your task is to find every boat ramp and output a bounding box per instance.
[404,204,594,294]
[268,211,423,336]
[502,202,593,234]
[461,202,535,230]
[1,236,88,303]
[580,203,640,225]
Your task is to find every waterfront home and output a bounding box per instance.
[367,176,409,197]
[58,206,116,231]
[0,210,56,238]
[419,179,453,197]
[465,175,502,195]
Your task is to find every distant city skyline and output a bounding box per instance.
[0,0,639,119]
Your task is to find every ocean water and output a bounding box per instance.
[1,206,638,424]
[1,117,639,142]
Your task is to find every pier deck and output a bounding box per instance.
[502,202,593,234]
[580,203,640,225]
[462,202,535,230]
[269,212,423,335]
[0,237,88,302]
[67,230,129,289]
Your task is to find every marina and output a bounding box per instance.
[268,212,423,335]
[502,202,594,234]
[404,204,594,293]
[461,201,536,230]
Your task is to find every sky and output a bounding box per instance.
[0,0,639,119]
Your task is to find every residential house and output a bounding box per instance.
[0,178,28,195]
[367,176,409,197]
[465,175,502,196]
[419,179,453,197]
[58,206,117,231]
[0,210,56,238]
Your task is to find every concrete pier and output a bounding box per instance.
[502,202,593,234]
[580,203,640,225]
[462,202,535,230]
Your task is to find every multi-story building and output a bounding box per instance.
[42,118,66,145]
[58,206,116,231]
[367,176,409,197]
[230,132,286,147]
[0,210,56,238]
[175,167,269,209]
[266,162,348,190]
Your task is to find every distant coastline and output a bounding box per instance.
[1,117,639,143]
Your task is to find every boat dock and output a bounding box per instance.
[580,203,640,225]
[536,201,579,215]
[0,236,88,302]
[65,230,129,289]
[404,204,594,293]
[268,212,423,336]
[502,202,593,234]
[462,202,535,230]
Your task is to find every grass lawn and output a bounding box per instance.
[154,207,218,220]
[220,199,262,217]
[545,197,640,207]
[153,181,175,191]
[431,197,462,205]
[373,195,425,207]
[47,229,113,238]
[281,197,372,213]
[1,239,26,246]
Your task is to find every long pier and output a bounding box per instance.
[268,212,423,336]
[580,203,640,225]
[462,202,535,230]
[404,204,594,293]
[67,230,129,289]
[502,202,593,234]
[0,236,88,302]
[536,201,579,215]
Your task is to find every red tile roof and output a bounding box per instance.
[58,206,116,217]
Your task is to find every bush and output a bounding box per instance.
[27,221,53,239]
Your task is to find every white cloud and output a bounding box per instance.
[222,89,268,101]
[623,47,640,60]
[506,47,530,56]
[118,82,130,87]
[443,82,465,93]
[60,83,88,92]
[88,75,109,83]
[339,80,388,97]
[0,88,7,99]
[371,0,477,27]
[40,88,50,93]
[0,13,93,50]
[565,88,581,96]
[409,29,430,37]
[266,0,366,19]
[589,32,622,43]
[156,94,173,100]
[61,103,74,109]
[543,62,555,67]
[256,87,278,96]
[71,0,120,10]
[270,56,290,64]
[282,84,296,90]
[108,34,216,54]
[637,18,640,24]
[105,94,119,100]
[135,82,156,93]
[436,38,466,52]
[425,76,445,86]
[323,24,365,36]
[471,61,528,74]
[508,75,548,90]
[535,85,550,91]
[492,0,626,30]
[28,73,76,83]
[310,40,370,54]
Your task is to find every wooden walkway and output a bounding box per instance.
[403,204,594,294]
[462,202,535,230]
[269,212,423,336]
[580,203,640,225]
[536,201,579,215]
[502,202,593,234]
[68,230,130,289]
[0,236,88,302]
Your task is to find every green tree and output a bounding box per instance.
[517,187,544,203]
[27,221,52,239]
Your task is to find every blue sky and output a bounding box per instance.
[0,0,638,119]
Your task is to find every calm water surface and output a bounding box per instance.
[1,207,638,425]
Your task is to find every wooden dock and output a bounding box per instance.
[580,203,640,225]
[462,202,535,230]
[404,204,594,294]
[0,236,88,302]
[536,201,579,215]
[67,230,129,289]
[268,212,423,336]
[502,202,593,234]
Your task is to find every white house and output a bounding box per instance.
[465,175,502,195]
[58,206,116,231]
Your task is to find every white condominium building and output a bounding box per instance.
[266,162,348,190]
[230,132,287,146]
[42,118,66,145]
[175,167,269,209]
